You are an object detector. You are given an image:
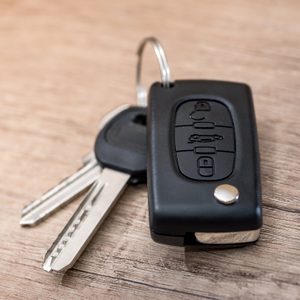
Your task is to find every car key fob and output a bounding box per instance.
[148,80,262,247]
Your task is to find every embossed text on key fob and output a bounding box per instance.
[148,80,262,247]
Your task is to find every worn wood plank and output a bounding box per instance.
[0,0,299,299]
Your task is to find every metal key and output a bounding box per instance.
[20,105,147,272]
[20,105,129,226]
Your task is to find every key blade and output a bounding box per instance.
[43,168,130,272]
[43,180,104,272]
[20,156,101,226]
[21,154,96,216]
[21,105,130,227]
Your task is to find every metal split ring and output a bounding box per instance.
[136,37,172,106]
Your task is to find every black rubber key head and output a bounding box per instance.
[94,106,147,184]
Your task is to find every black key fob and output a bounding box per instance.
[148,80,262,247]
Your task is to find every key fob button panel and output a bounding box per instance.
[175,126,235,152]
[175,100,233,127]
[175,100,235,181]
[176,151,235,180]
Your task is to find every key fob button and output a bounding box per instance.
[175,127,235,152]
[198,156,214,167]
[214,184,239,205]
[194,101,211,111]
[175,100,233,127]
[198,157,214,177]
[198,167,214,177]
[190,102,211,120]
[176,152,234,181]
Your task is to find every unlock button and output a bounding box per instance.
[198,156,214,177]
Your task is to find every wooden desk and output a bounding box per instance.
[0,1,299,299]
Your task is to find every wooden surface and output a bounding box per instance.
[0,1,299,299]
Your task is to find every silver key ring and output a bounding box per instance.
[136,37,172,106]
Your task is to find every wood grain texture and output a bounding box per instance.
[0,0,299,299]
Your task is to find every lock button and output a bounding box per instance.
[198,157,214,177]
[198,156,214,167]
[175,100,233,127]
[190,101,211,120]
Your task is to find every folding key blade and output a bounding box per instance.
[43,168,130,272]
[20,155,101,226]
